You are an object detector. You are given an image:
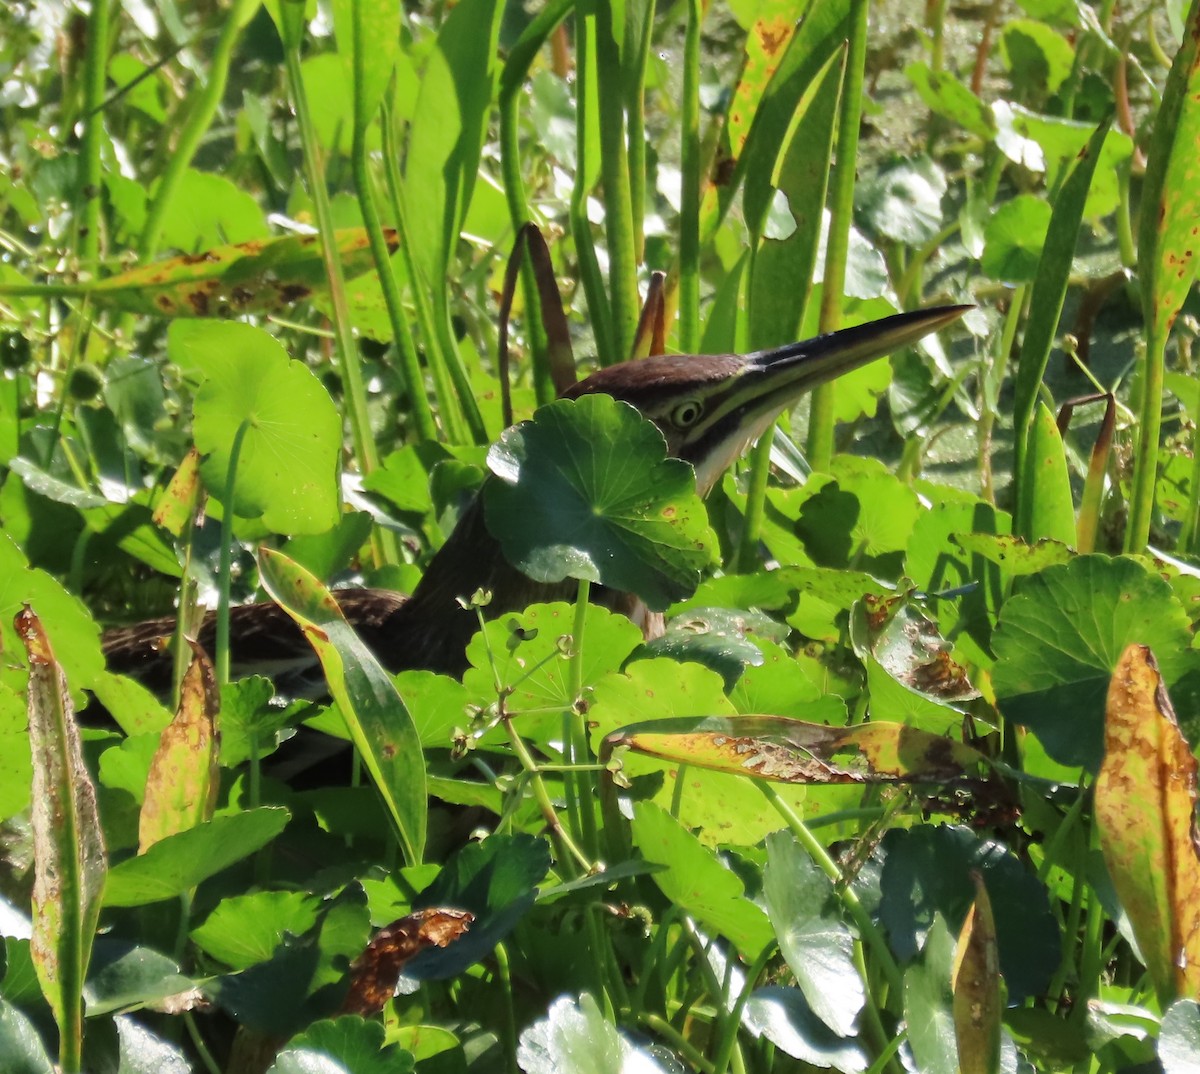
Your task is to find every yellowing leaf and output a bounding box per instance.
[1095,644,1200,1003]
[952,871,1002,1074]
[139,645,220,853]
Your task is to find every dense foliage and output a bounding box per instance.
[2,1,1200,1072]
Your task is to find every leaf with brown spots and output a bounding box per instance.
[952,871,1002,1074]
[1095,644,1200,1003]
[152,447,204,536]
[15,604,107,1069]
[606,713,1012,803]
[138,643,220,853]
[1138,1,1200,348]
[341,909,474,1015]
[1,229,397,318]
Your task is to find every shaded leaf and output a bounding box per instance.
[993,555,1197,769]
[764,831,864,1038]
[104,808,289,907]
[904,916,958,1074]
[742,986,868,1071]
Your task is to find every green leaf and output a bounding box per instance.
[211,886,369,1038]
[0,683,31,821]
[484,396,718,610]
[191,891,322,971]
[332,0,399,134]
[517,993,673,1074]
[1011,117,1110,507]
[742,986,869,1070]
[1139,0,1200,357]
[407,834,551,980]
[631,802,774,958]
[764,831,864,1037]
[856,155,947,246]
[1019,402,1076,544]
[156,169,268,253]
[258,548,426,864]
[905,62,996,139]
[170,321,341,534]
[980,196,1052,283]
[85,942,192,1017]
[269,1016,413,1074]
[999,20,1074,95]
[903,916,959,1074]
[103,807,290,907]
[0,999,54,1074]
[404,0,502,289]
[880,826,1060,1004]
[992,555,1197,769]
[1161,999,1200,1074]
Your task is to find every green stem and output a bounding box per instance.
[757,781,904,996]
[498,0,573,404]
[571,17,617,364]
[139,0,260,257]
[1126,329,1165,551]
[282,37,391,564]
[809,0,869,471]
[627,0,656,267]
[216,419,251,686]
[494,943,521,1074]
[595,0,641,363]
[76,0,111,270]
[381,100,465,443]
[350,93,436,442]
[737,426,774,571]
[678,0,702,353]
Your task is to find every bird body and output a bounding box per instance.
[102,305,969,685]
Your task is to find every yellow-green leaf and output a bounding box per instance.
[952,871,1002,1074]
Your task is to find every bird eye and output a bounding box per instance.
[671,399,704,427]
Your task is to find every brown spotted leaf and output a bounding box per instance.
[139,643,220,853]
[607,714,1005,792]
[152,448,204,536]
[1095,644,1200,1003]
[60,229,394,317]
[15,605,107,1066]
[952,871,1002,1074]
[341,909,474,1016]
[1138,1,1200,349]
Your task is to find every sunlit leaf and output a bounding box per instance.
[484,395,717,610]
[517,993,672,1074]
[1095,645,1200,1003]
[171,321,341,534]
[258,548,426,864]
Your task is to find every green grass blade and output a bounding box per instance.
[1010,117,1111,534]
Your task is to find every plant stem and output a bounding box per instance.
[595,0,641,363]
[139,0,259,257]
[216,419,250,686]
[678,0,702,353]
[76,0,111,270]
[809,0,869,471]
[282,37,396,566]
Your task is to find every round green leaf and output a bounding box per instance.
[856,155,947,246]
[1161,1000,1200,1074]
[992,555,1196,769]
[518,993,673,1074]
[171,321,341,534]
[269,1017,412,1074]
[981,195,1052,283]
[484,395,718,610]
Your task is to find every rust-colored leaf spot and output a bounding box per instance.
[341,908,473,1016]
[1095,644,1200,1003]
[152,448,205,535]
